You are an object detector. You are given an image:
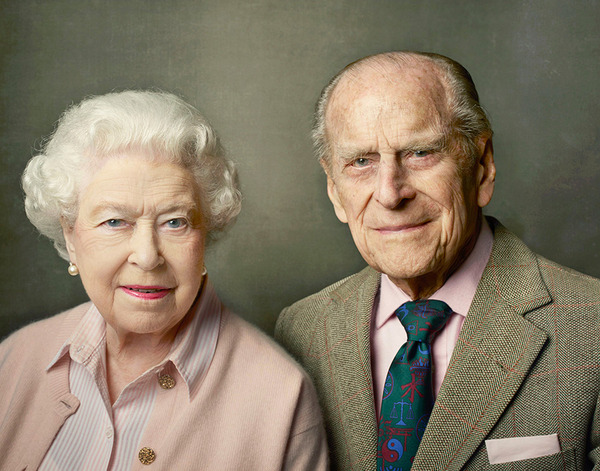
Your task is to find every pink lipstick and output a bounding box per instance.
[120,285,171,300]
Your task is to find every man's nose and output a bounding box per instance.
[374,157,415,209]
[128,225,164,270]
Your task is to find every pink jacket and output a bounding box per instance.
[0,302,328,470]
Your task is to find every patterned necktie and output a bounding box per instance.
[377,300,453,470]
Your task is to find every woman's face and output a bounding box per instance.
[63,155,207,339]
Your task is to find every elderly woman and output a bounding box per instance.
[0,91,328,470]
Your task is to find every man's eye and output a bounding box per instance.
[166,218,187,229]
[352,157,371,167]
[414,150,430,157]
[105,219,125,228]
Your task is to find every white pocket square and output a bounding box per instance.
[486,434,561,464]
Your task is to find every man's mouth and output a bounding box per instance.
[376,220,430,233]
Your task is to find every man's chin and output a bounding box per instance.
[375,262,434,283]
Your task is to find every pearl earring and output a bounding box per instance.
[202,266,207,276]
[68,263,79,276]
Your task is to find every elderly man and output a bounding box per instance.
[275,51,600,470]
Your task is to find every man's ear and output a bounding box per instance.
[61,218,78,264]
[326,175,349,224]
[475,135,496,208]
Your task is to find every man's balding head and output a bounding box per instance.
[313,52,492,173]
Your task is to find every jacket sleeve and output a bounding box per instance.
[589,375,600,468]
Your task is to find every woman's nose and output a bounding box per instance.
[128,225,164,270]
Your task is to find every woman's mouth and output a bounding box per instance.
[120,285,172,300]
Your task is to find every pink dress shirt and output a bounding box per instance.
[371,220,494,417]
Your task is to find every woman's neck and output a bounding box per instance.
[104,326,177,404]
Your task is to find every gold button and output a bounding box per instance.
[139,447,156,465]
[158,374,175,389]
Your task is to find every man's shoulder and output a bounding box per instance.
[489,219,600,321]
[536,254,600,301]
[280,266,376,315]
[292,266,376,307]
[275,266,378,344]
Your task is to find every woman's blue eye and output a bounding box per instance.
[167,218,186,228]
[414,150,430,157]
[105,219,124,227]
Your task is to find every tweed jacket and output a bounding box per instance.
[275,219,600,470]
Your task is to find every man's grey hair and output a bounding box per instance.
[312,51,492,171]
[22,90,242,260]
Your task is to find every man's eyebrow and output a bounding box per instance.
[403,133,449,152]
[335,147,374,163]
[334,134,449,162]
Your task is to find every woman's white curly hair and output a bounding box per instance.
[22,90,242,260]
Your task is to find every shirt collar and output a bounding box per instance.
[46,277,222,401]
[46,303,106,371]
[375,218,494,328]
[166,278,221,400]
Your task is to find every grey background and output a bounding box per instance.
[1,0,599,339]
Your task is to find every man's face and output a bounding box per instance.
[325,63,495,297]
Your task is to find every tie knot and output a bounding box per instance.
[394,299,453,343]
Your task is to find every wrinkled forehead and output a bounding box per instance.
[326,59,451,133]
[78,149,197,200]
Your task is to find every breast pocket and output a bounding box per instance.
[488,447,577,471]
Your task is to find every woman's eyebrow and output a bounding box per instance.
[90,200,199,217]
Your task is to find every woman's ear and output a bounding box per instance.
[61,218,77,264]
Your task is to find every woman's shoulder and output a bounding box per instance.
[210,310,324,431]
[0,302,92,366]
[218,309,311,382]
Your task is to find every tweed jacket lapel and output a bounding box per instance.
[412,220,551,470]
[324,267,380,470]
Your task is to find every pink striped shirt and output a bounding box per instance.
[372,220,494,417]
[39,279,221,470]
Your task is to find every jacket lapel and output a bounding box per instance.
[324,267,380,470]
[413,220,551,470]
